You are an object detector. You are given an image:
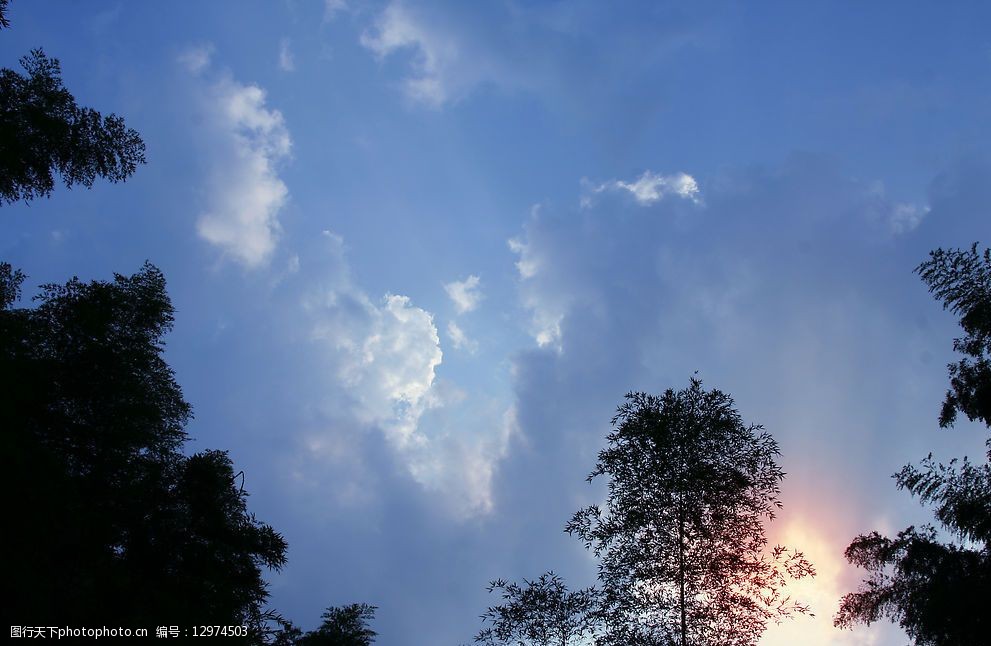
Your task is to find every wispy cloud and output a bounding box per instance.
[584,170,701,207]
[888,202,928,233]
[447,321,478,353]
[444,274,483,314]
[183,48,292,268]
[177,43,214,75]
[323,0,348,22]
[278,38,295,72]
[508,224,565,349]
[864,180,929,234]
[360,2,457,107]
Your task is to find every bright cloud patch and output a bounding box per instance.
[587,170,701,206]
[508,232,565,349]
[304,235,509,516]
[360,2,458,107]
[888,202,929,234]
[864,180,930,235]
[444,274,483,313]
[312,287,442,448]
[188,57,292,268]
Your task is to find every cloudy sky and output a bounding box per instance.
[3,1,990,643]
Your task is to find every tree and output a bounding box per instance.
[475,572,600,646]
[1,49,146,205]
[567,380,814,646]
[836,244,991,644]
[917,244,991,428]
[297,604,378,645]
[1,263,287,639]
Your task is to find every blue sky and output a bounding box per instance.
[3,1,990,643]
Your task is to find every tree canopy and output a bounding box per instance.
[836,243,991,644]
[296,604,378,646]
[1,263,286,638]
[566,381,814,646]
[1,48,146,206]
[474,572,600,646]
[916,243,991,429]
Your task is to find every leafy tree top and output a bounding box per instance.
[836,244,991,644]
[916,243,991,429]
[298,604,378,646]
[2,263,287,636]
[567,379,813,646]
[475,572,600,646]
[1,49,146,205]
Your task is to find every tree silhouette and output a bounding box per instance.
[1,49,146,205]
[917,244,991,429]
[1,263,286,640]
[474,572,600,646]
[567,380,814,646]
[297,604,378,645]
[836,244,991,644]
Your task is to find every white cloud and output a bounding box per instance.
[447,321,478,353]
[508,233,566,348]
[444,274,483,313]
[278,38,295,72]
[414,404,518,516]
[177,44,214,75]
[303,235,511,516]
[323,0,348,22]
[587,170,701,206]
[507,237,538,279]
[864,180,930,235]
[188,61,292,268]
[360,2,459,107]
[889,202,929,234]
[311,286,442,447]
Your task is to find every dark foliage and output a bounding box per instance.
[475,572,600,645]
[836,527,990,645]
[566,380,813,646]
[836,244,991,644]
[916,243,991,429]
[1,263,286,640]
[1,49,146,205]
[1,260,25,307]
[297,604,378,645]
[0,1,10,30]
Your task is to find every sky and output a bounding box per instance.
[2,1,990,643]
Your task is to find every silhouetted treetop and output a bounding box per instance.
[0,1,11,30]
[837,244,991,644]
[916,243,991,429]
[0,260,25,308]
[475,572,600,646]
[2,263,286,639]
[567,379,814,646]
[836,526,990,644]
[1,49,146,206]
[298,604,378,646]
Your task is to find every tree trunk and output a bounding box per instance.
[679,501,687,646]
